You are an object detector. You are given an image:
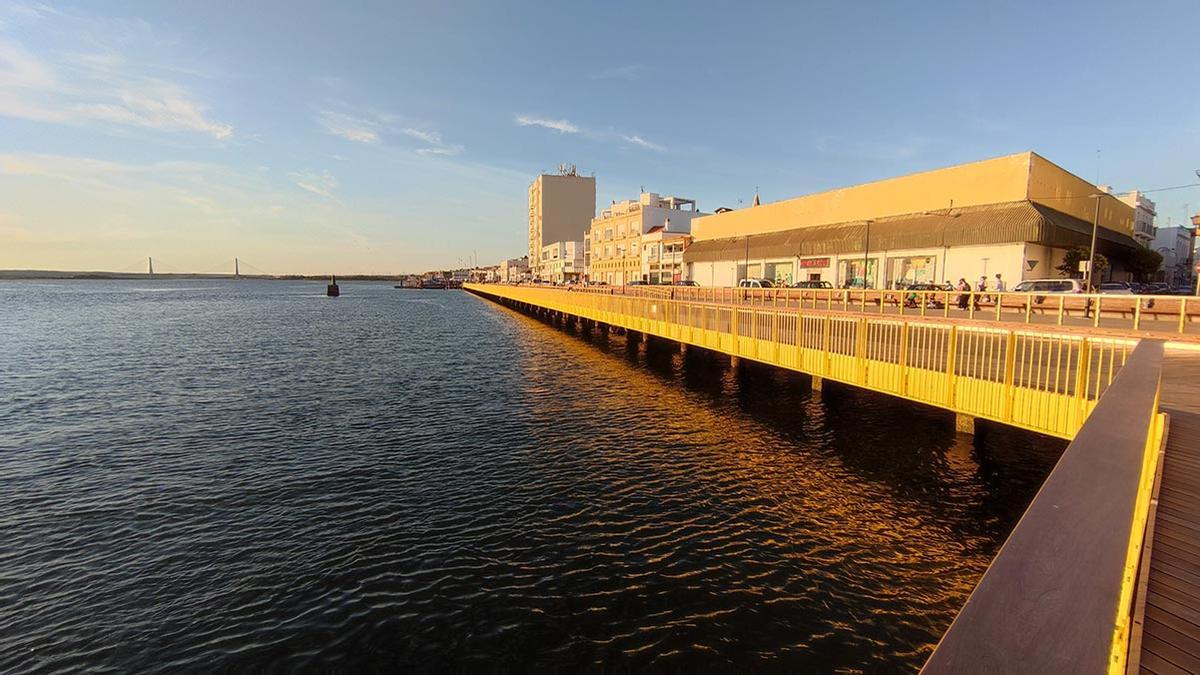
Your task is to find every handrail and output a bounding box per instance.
[922,339,1166,674]
[488,282,1198,336]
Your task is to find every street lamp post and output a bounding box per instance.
[1085,194,1102,291]
[862,219,873,289]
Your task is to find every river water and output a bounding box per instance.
[0,280,1065,671]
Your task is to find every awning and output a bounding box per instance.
[683,201,1141,264]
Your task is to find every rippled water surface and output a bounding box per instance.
[0,280,1067,671]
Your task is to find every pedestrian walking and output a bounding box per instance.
[956,278,970,310]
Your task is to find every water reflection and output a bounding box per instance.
[486,298,1065,670]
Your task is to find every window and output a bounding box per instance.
[605,228,613,240]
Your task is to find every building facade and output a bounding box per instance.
[498,256,529,283]
[528,165,595,280]
[539,241,585,283]
[1119,190,1157,247]
[684,151,1140,289]
[587,192,702,285]
[640,228,691,284]
[1152,224,1196,288]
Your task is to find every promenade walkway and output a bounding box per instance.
[576,285,1200,342]
[1134,348,1200,674]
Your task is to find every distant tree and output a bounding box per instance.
[1056,246,1107,283]
[1126,246,1164,281]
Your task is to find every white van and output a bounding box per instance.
[738,278,775,288]
[1011,279,1085,294]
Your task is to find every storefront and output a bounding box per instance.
[887,255,937,287]
[838,259,879,289]
[799,257,832,282]
[764,261,794,286]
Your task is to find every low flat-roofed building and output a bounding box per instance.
[684,151,1140,289]
[499,256,529,283]
[539,241,584,283]
[641,227,691,284]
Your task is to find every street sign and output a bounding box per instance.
[1079,261,1091,272]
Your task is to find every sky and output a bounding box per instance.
[1,0,1198,275]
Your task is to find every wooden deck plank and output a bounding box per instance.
[1145,617,1200,664]
[1139,394,1200,673]
[1154,527,1200,554]
[1142,633,1200,673]
[1140,650,1192,675]
[1148,573,1200,605]
[1146,605,1200,643]
[1151,557,1200,590]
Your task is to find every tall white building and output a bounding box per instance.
[1119,190,1157,247]
[527,165,595,279]
[1151,224,1196,287]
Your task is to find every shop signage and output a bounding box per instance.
[800,257,831,268]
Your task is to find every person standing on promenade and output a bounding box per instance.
[956,278,970,310]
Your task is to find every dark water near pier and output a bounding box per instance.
[0,280,1065,671]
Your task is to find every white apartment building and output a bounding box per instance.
[1119,190,1157,247]
[1152,224,1197,287]
[640,228,691,284]
[539,241,585,283]
[587,192,704,285]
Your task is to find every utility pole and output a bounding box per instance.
[1085,194,1101,290]
[235,257,240,278]
[148,257,154,277]
[862,220,873,289]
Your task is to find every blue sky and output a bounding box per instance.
[1,0,1198,274]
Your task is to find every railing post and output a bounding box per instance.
[1093,296,1102,328]
[946,326,959,408]
[1057,295,1064,326]
[1003,331,1017,422]
[899,320,910,395]
[822,315,832,376]
[1073,339,1092,427]
[856,316,868,384]
[1178,297,1187,334]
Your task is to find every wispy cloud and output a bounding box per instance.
[317,110,380,143]
[623,134,665,152]
[318,109,463,155]
[589,65,642,81]
[515,115,579,134]
[0,11,233,140]
[516,113,665,152]
[288,169,338,200]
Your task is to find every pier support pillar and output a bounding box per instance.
[811,375,823,392]
[730,355,741,369]
[679,342,688,355]
[955,413,977,435]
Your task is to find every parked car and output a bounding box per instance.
[1010,279,1085,294]
[791,280,833,289]
[1098,281,1134,295]
[672,280,699,286]
[1141,282,1170,295]
[738,278,775,288]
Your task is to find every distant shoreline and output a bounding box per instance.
[0,270,407,281]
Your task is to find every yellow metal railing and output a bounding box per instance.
[553,284,1199,336]
[466,284,1133,439]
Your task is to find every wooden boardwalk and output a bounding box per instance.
[1137,349,1200,674]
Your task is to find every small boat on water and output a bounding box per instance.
[420,278,447,289]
